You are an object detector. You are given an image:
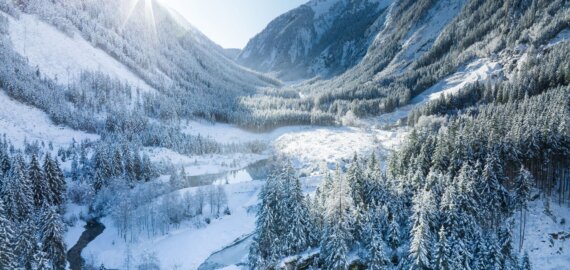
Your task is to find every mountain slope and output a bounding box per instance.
[238,0,570,130]
[238,0,393,81]
[2,0,279,124]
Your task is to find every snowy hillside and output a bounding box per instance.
[0,0,568,270]
[0,90,99,149]
[6,13,154,93]
[238,0,392,81]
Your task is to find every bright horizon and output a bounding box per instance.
[162,0,309,49]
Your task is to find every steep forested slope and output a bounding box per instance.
[249,20,570,270]
[1,0,278,126]
[238,0,393,81]
[240,0,570,130]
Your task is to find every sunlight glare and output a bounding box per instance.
[121,0,161,40]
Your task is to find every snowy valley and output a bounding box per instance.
[0,0,569,270]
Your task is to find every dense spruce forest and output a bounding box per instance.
[0,137,68,269]
[249,85,569,269]
[248,6,570,267]
[238,0,570,130]
[0,0,568,268]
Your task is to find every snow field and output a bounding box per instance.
[81,180,265,269]
[7,13,155,93]
[143,147,268,177]
[0,90,99,149]
[518,196,570,270]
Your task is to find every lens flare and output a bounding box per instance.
[121,0,163,40]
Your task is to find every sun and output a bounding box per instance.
[122,0,167,38]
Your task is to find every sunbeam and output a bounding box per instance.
[121,0,162,40]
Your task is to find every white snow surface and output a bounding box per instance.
[518,196,570,269]
[82,180,264,270]
[370,58,502,125]
[0,90,99,149]
[7,13,154,92]
[547,28,570,47]
[144,147,267,177]
[184,121,404,171]
[377,0,465,77]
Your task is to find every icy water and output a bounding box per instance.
[68,159,269,269]
[185,159,270,187]
[198,234,254,270]
[67,219,105,270]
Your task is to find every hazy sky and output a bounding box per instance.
[163,0,309,49]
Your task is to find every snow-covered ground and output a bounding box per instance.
[6,13,154,93]
[378,0,465,77]
[144,147,268,177]
[547,28,570,48]
[516,195,570,269]
[0,90,99,149]
[184,121,405,172]
[81,180,264,269]
[369,58,502,125]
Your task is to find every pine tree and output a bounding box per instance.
[111,150,123,177]
[15,220,39,269]
[133,152,142,181]
[409,190,436,270]
[388,218,400,251]
[249,170,283,268]
[0,198,16,269]
[514,167,534,251]
[434,226,451,270]
[29,154,47,209]
[4,155,34,222]
[347,154,365,205]
[321,169,354,270]
[284,166,314,254]
[321,220,352,270]
[520,251,532,270]
[33,250,52,270]
[479,153,509,227]
[142,154,153,182]
[44,154,58,205]
[71,154,79,182]
[368,231,388,270]
[0,151,11,177]
[40,206,66,270]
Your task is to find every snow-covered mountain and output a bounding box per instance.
[0,0,278,126]
[240,0,570,130]
[238,0,393,81]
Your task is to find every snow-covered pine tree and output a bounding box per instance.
[368,230,388,270]
[408,189,436,270]
[347,154,365,206]
[15,220,39,269]
[29,154,47,209]
[0,198,17,269]
[40,206,66,270]
[53,159,66,207]
[520,251,532,270]
[4,155,33,222]
[434,226,451,270]
[479,153,509,228]
[514,167,534,251]
[284,164,314,254]
[43,154,59,206]
[498,223,517,270]
[320,168,354,270]
[249,170,284,268]
[142,153,153,182]
[111,149,123,177]
[388,217,400,252]
[71,154,79,182]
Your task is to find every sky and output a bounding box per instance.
[162,0,309,49]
